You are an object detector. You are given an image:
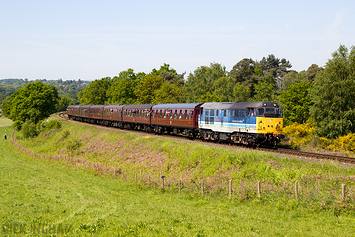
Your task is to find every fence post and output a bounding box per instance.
[179,180,181,194]
[201,180,204,196]
[161,176,166,190]
[229,179,233,198]
[342,184,346,201]
[257,181,261,198]
[295,181,298,200]
[113,168,116,178]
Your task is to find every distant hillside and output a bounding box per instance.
[0,78,89,106]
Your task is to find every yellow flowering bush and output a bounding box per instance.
[322,134,355,153]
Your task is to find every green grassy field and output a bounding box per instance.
[0,117,12,127]
[2,123,355,236]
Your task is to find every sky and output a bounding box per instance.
[1,0,354,81]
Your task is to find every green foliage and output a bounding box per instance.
[152,81,185,103]
[279,81,312,125]
[233,82,250,102]
[57,96,74,112]
[310,45,355,138]
[78,77,112,105]
[2,81,59,124]
[106,69,142,104]
[253,79,275,101]
[185,63,227,102]
[12,120,23,131]
[66,138,82,152]
[22,119,37,139]
[135,74,163,104]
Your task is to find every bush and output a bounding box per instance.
[38,118,62,133]
[22,119,37,139]
[12,120,23,131]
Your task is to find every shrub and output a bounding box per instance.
[22,119,37,139]
[38,118,62,133]
[12,120,23,131]
[66,139,81,152]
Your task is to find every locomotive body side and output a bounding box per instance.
[198,101,283,146]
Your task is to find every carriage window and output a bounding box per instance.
[216,110,219,117]
[223,110,226,117]
[184,110,188,120]
[210,110,215,116]
[190,111,194,120]
[179,110,182,119]
[174,110,178,119]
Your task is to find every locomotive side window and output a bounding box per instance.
[258,108,264,116]
[205,109,209,116]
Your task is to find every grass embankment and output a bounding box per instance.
[2,120,355,235]
[0,117,12,127]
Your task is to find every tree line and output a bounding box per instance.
[1,45,354,140]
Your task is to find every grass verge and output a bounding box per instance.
[4,121,355,235]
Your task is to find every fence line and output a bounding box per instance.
[10,131,353,203]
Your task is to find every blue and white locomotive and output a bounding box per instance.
[198,101,283,146]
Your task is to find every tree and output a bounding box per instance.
[78,77,112,105]
[2,81,59,124]
[151,63,185,85]
[57,96,74,112]
[281,70,307,91]
[106,69,143,104]
[310,45,355,138]
[279,82,312,125]
[253,79,276,101]
[135,74,163,104]
[259,54,292,89]
[153,81,184,104]
[229,58,261,97]
[305,64,323,82]
[212,76,234,102]
[185,63,227,102]
[233,82,250,102]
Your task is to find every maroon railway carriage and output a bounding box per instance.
[79,105,91,123]
[102,105,124,127]
[151,103,202,138]
[67,105,81,120]
[122,104,154,131]
[88,105,104,124]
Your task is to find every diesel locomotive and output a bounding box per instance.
[67,101,284,147]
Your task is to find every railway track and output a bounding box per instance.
[58,112,355,165]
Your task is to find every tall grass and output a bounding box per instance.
[3,124,355,235]
[14,120,355,214]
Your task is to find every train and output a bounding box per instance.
[67,101,284,147]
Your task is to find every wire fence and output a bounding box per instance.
[11,131,355,207]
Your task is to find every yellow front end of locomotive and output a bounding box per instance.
[256,117,283,134]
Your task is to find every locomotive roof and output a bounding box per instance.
[152,103,202,110]
[122,104,155,109]
[201,101,280,110]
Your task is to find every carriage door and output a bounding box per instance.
[246,108,251,132]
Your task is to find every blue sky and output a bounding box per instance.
[1,0,354,81]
